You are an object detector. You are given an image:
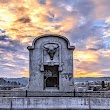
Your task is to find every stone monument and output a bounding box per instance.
[27,34,75,92]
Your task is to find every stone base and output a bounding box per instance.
[0,97,109,110]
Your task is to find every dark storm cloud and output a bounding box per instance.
[0,29,5,33]
[66,0,110,50]
[70,21,93,41]
[47,11,55,22]
[0,36,28,68]
[69,20,106,43]
[87,48,100,51]
[17,17,31,23]
[0,35,9,41]
[74,0,94,16]
[0,36,25,52]
[38,0,46,5]
[64,0,95,46]
[87,41,106,51]
[0,36,29,77]
[69,19,110,51]
[0,0,9,3]
[0,45,16,52]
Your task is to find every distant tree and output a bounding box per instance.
[93,87,97,91]
[14,82,17,85]
[8,81,10,83]
[88,86,92,90]
[108,82,110,90]
[101,81,105,88]
[16,81,20,85]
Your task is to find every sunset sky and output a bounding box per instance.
[0,0,110,78]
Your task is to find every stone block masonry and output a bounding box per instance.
[27,34,75,92]
[0,97,110,110]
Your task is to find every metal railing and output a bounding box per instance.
[0,90,109,97]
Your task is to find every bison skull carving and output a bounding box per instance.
[43,43,59,60]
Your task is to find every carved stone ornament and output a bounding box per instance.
[43,43,59,60]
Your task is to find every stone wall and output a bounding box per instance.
[0,91,110,97]
[0,91,109,109]
[0,97,109,109]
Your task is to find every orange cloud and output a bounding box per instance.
[74,50,98,62]
[74,68,104,78]
[0,0,77,43]
[74,50,101,77]
[20,68,29,77]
